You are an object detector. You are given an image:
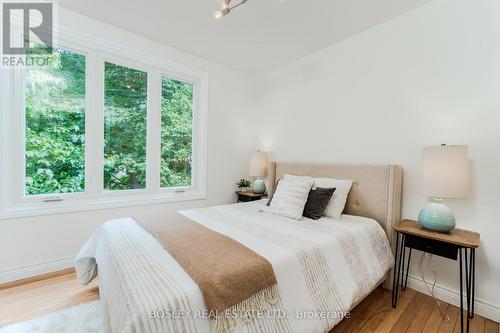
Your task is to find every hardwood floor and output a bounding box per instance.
[333,287,497,333]
[0,270,98,326]
[0,270,497,333]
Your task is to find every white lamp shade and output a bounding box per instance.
[421,145,470,199]
[249,151,268,177]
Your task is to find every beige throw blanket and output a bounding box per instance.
[140,217,279,332]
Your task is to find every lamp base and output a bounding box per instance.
[418,199,456,232]
[252,179,266,194]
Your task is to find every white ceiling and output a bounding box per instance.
[58,0,433,74]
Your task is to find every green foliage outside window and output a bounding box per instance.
[25,48,86,195]
[161,77,193,187]
[25,47,194,195]
[104,62,148,190]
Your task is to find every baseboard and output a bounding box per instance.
[0,256,75,285]
[406,274,500,322]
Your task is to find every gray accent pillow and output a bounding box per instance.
[303,187,336,220]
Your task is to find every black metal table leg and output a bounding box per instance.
[392,232,400,308]
[399,235,406,285]
[466,248,471,333]
[469,249,476,319]
[459,248,464,333]
[392,232,408,308]
[465,248,470,324]
[398,234,406,289]
[402,247,412,291]
[459,247,475,333]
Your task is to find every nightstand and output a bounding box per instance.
[236,191,267,203]
[392,219,480,333]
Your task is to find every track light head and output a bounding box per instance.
[213,7,230,20]
[213,0,249,20]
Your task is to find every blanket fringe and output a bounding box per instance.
[212,285,280,333]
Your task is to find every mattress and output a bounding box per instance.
[76,199,394,333]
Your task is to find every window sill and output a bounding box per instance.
[0,191,206,220]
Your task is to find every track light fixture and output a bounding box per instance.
[213,0,249,20]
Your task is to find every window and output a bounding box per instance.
[1,27,207,218]
[104,62,147,191]
[25,47,86,195]
[161,77,193,188]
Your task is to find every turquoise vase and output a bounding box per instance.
[252,179,266,194]
[418,198,456,232]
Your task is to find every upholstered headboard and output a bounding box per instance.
[268,162,403,288]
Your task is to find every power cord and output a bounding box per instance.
[419,252,450,322]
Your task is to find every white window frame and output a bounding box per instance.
[0,24,208,219]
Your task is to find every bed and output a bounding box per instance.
[76,162,403,333]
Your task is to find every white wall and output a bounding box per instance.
[251,0,500,319]
[0,8,256,279]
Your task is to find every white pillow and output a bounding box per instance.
[284,174,353,219]
[263,177,313,220]
[314,178,353,219]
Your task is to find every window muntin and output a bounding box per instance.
[160,77,193,188]
[103,62,148,191]
[24,47,86,195]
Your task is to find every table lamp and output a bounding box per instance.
[418,144,470,232]
[249,151,268,194]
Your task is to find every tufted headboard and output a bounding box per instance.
[268,162,403,289]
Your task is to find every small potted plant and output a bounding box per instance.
[236,179,251,192]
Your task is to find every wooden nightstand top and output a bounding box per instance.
[394,220,480,248]
[235,191,267,197]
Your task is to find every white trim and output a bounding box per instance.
[0,21,208,219]
[0,191,205,220]
[406,274,500,322]
[0,68,9,214]
[0,256,75,284]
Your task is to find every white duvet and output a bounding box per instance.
[76,200,393,333]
